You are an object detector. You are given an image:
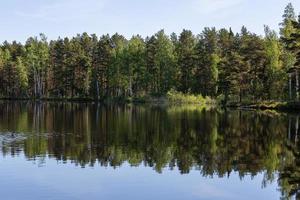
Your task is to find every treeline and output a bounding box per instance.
[0,3,299,103]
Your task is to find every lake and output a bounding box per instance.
[0,101,299,200]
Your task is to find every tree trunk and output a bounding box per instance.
[224,88,228,106]
[34,68,37,98]
[296,116,299,144]
[129,77,133,97]
[37,70,42,98]
[289,73,292,100]
[288,116,291,140]
[296,70,299,101]
[96,80,99,101]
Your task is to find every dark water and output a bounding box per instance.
[0,102,299,200]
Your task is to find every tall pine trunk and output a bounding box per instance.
[296,69,299,101]
[239,88,242,103]
[34,68,37,98]
[96,80,99,101]
[289,73,292,100]
[296,116,299,143]
[224,89,228,106]
[129,77,133,97]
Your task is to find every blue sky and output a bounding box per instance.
[1,0,300,42]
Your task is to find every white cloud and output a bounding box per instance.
[192,182,237,199]
[15,0,107,22]
[192,0,244,14]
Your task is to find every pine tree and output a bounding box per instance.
[15,57,28,96]
[146,30,176,95]
[194,28,220,96]
[1,41,26,97]
[289,17,300,96]
[280,3,296,37]
[145,35,157,94]
[264,26,285,100]
[48,38,67,97]
[280,3,297,100]
[217,28,235,103]
[0,49,10,96]
[92,35,113,99]
[125,35,146,96]
[239,27,266,101]
[109,33,127,97]
[154,30,176,94]
[177,29,196,94]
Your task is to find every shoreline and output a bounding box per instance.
[0,91,215,105]
[1,98,300,112]
[226,101,300,112]
[0,96,213,105]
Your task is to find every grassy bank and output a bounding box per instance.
[129,90,215,105]
[166,90,215,105]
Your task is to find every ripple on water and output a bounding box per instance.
[0,132,27,147]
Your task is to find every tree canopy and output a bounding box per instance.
[0,4,299,103]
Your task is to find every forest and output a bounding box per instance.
[0,3,300,104]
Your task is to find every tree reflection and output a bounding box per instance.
[278,115,300,200]
[0,101,298,199]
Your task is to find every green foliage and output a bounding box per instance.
[125,35,146,96]
[151,30,176,95]
[177,29,196,94]
[25,34,49,98]
[195,27,220,96]
[166,89,212,104]
[0,3,299,104]
[280,3,296,37]
[15,57,28,92]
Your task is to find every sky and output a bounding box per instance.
[0,0,300,42]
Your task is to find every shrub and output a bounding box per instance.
[166,89,209,104]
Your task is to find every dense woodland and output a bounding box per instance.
[0,3,300,103]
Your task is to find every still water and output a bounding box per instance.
[0,101,299,200]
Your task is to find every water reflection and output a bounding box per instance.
[0,101,299,199]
